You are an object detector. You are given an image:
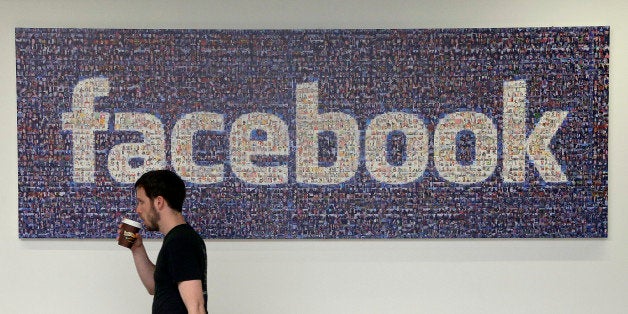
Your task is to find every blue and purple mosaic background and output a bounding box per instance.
[16,27,608,239]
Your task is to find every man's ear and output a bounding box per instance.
[154,195,166,210]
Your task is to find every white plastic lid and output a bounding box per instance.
[122,218,142,228]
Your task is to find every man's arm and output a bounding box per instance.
[178,279,206,314]
[129,234,156,295]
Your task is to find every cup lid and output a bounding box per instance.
[122,218,142,228]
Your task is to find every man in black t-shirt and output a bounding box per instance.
[118,169,207,314]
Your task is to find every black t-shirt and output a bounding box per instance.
[153,223,207,314]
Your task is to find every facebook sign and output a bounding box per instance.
[17,27,608,239]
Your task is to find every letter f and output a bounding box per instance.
[61,77,110,183]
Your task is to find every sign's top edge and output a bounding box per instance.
[14,26,611,32]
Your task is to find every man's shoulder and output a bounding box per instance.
[166,224,203,242]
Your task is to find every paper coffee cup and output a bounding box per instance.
[118,218,142,248]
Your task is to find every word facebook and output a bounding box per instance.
[62,77,568,185]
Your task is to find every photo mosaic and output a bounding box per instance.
[16,27,609,238]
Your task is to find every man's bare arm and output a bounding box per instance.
[178,279,206,314]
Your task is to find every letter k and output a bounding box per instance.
[502,80,569,183]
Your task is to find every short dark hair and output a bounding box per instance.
[134,169,186,212]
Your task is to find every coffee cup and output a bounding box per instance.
[118,218,142,248]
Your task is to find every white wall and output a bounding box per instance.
[1,1,626,313]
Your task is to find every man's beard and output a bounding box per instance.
[144,203,161,232]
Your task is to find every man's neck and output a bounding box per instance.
[160,211,186,235]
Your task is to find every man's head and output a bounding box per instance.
[134,170,186,231]
[135,169,186,211]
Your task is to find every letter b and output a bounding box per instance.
[295,82,360,185]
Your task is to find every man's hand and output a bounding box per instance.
[117,223,144,250]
